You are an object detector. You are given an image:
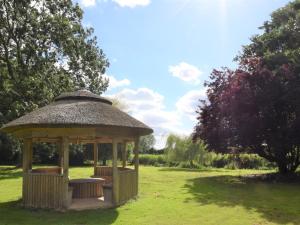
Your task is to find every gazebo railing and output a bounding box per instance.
[118,169,137,204]
[94,166,138,204]
[94,166,132,177]
[23,172,70,209]
[94,166,113,176]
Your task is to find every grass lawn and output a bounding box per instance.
[0,166,299,225]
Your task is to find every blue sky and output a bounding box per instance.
[78,0,290,148]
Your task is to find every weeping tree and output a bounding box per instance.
[165,134,207,167]
[0,0,109,163]
[139,134,155,153]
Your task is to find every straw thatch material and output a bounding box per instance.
[1,90,153,135]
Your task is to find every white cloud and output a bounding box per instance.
[105,87,208,148]
[105,86,209,149]
[105,87,188,149]
[80,0,96,7]
[112,0,150,8]
[107,88,164,111]
[104,74,131,89]
[176,89,207,121]
[169,62,202,84]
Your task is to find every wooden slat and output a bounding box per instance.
[22,173,68,209]
[118,169,137,204]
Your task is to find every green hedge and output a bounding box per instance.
[137,154,167,166]
[136,153,275,169]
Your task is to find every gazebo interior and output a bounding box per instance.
[1,90,153,210]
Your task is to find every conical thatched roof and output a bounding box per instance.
[1,90,153,136]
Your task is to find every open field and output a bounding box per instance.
[0,166,299,225]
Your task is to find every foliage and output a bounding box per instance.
[194,58,300,174]
[0,133,20,164]
[1,166,300,225]
[165,134,207,167]
[138,152,273,170]
[194,0,300,175]
[134,154,166,166]
[139,134,155,153]
[236,0,300,72]
[0,0,109,163]
[33,143,58,164]
[0,0,109,125]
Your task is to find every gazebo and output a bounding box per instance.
[0,90,153,210]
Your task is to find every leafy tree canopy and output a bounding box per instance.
[194,0,300,174]
[0,0,109,125]
[0,0,109,163]
[237,0,300,72]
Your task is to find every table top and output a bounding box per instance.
[69,178,105,184]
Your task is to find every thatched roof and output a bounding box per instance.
[1,90,153,136]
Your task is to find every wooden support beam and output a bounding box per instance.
[93,143,98,175]
[57,140,63,174]
[62,137,69,177]
[122,141,127,168]
[22,138,32,206]
[134,137,140,194]
[61,136,70,209]
[22,139,32,173]
[112,138,119,205]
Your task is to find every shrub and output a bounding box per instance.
[135,154,167,166]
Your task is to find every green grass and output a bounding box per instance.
[0,166,300,225]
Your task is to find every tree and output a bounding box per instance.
[236,0,300,72]
[0,0,109,125]
[165,134,207,167]
[0,0,109,163]
[139,134,155,153]
[194,0,300,175]
[193,59,300,174]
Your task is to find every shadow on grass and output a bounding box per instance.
[0,199,119,225]
[0,167,22,180]
[184,175,300,225]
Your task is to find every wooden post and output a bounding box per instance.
[122,141,127,168]
[57,141,63,174]
[22,138,32,206]
[28,140,33,170]
[112,138,119,205]
[134,137,140,194]
[22,139,32,173]
[62,137,69,177]
[61,136,70,209]
[93,143,98,175]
